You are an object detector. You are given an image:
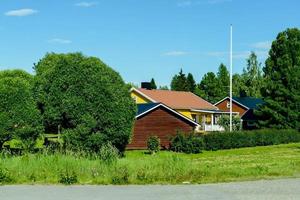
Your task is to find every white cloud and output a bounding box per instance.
[177,1,192,7]
[205,51,227,57]
[206,0,232,4]
[251,41,271,50]
[48,38,72,44]
[205,50,268,59]
[163,51,188,56]
[5,8,38,17]
[75,2,98,7]
[177,0,231,7]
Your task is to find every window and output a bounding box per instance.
[191,114,197,122]
[132,96,137,103]
[214,115,220,124]
[226,102,230,108]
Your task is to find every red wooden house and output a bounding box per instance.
[127,103,199,149]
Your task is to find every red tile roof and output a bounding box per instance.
[137,88,218,110]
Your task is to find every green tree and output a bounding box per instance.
[256,28,300,129]
[127,82,139,89]
[187,73,196,92]
[239,52,263,97]
[150,78,157,89]
[232,74,243,97]
[34,53,136,152]
[159,85,169,90]
[195,64,231,103]
[0,70,43,151]
[197,72,221,103]
[170,69,189,91]
[217,63,230,98]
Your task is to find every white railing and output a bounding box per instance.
[204,124,224,132]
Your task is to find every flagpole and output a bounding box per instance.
[230,25,233,132]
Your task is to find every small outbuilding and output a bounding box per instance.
[214,96,264,129]
[127,103,199,149]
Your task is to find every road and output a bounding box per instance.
[1,178,300,200]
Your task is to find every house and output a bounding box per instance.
[130,86,231,131]
[127,103,199,149]
[214,96,264,129]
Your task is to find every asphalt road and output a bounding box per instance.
[1,178,300,200]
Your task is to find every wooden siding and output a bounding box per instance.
[127,107,195,149]
[215,99,248,116]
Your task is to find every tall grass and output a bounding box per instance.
[1,143,300,185]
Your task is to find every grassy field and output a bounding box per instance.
[1,143,300,185]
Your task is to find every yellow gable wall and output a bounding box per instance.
[131,90,151,104]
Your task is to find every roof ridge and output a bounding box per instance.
[138,88,191,93]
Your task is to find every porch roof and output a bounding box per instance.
[191,109,240,114]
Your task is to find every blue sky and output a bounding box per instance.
[1,0,300,86]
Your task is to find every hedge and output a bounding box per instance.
[203,129,300,151]
[170,132,205,154]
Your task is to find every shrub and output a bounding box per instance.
[44,137,63,152]
[170,132,205,154]
[218,115,242,131]
[59,170,78,185]
[99,142,119,164]
[111,167,129,184]
[34,53,136,153]
[203,129,300,151]
[0,167,12,184]
[0,70,43,152]
[147,135,160,154]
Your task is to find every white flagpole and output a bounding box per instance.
[230,25,233,132]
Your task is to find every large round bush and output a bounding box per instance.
[33,53,136,152]
[0,70,43,151]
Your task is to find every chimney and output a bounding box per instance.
[141,82,152,90]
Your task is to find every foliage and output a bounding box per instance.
[0,167,12,184]
[111,167,129,184]
[170,132,205,154]
[159,85,169,90]
[127,82,139,89]
[232,74,243,97]
[203,129,300,151]
[218,115,242,131]
[194,57,265,102]
[170,69,189,91]
[62,114,102,152]
[99,142,119,164]
[0,69,33,83]
[256,28,300,130]
[239,52,264,97]
[33,53,136,152]
[0,70,43,151]
[196,64,230,103]
[217,63,229,97]
[147,135,160,154]
[59,170,78,185]
[186,73,196,92]
[196,72,221,103]
[150,78,157,89]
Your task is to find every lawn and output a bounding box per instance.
[1,143,300,185]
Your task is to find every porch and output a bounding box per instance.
[191,109,238,132]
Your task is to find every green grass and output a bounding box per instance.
[1,143,300,185]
